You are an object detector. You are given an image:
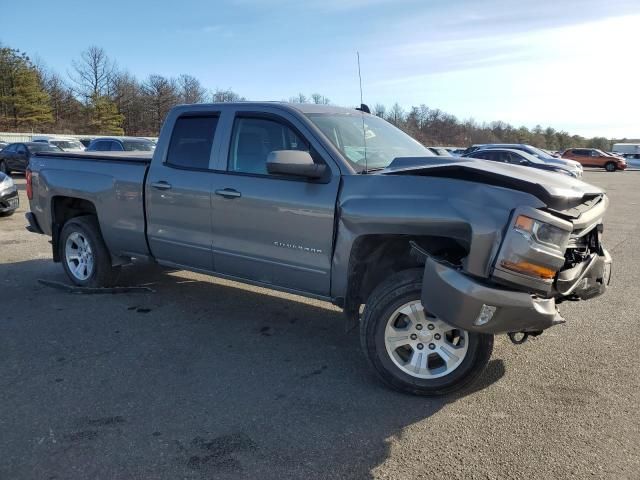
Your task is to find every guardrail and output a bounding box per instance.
[0,132,158,143]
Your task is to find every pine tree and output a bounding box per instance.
[0,46,52,130]
[85,94,124,135]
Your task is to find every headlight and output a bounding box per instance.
[514,215,571,249]
[498,215,571,281]
[0,175,14,190]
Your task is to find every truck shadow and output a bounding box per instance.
[1,260,505,479]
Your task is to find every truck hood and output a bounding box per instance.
[380,156,603,210]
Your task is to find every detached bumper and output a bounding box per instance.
[422,257,564,334]
[421,248,611,335]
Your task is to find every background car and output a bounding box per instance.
[86,137,156,152]
[32,135,85,152]
[462,148,578,177]
[562,148,627,172]
[0,142,62,174]
[446,147,466,156]
[463,143,583,177]
[0,171,19,216]
[427,146,453,156]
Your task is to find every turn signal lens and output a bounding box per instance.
[501,260,556,280]
[514,215,534,232]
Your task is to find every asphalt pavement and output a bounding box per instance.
[1,170,638,479]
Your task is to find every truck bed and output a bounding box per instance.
[29,151,152,261]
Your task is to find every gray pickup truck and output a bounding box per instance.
[26,102,611,395]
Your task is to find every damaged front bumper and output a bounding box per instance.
[421,247,611,335]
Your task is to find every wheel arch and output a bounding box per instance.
[51,196,98,262]
[341,234,469,319]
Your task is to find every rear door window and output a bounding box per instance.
[109,141,124,151]
[166,115,219,169]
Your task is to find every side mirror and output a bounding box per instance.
[519,159,529,165]
[266,150,326,179]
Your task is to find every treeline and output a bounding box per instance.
[0,42,631,150]
[372,103,619,151]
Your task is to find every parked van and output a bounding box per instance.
[612,143,640,155]
[32,136,85,152]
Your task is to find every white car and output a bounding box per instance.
[32,136,85,152]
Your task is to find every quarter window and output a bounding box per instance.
[229,117,309,175]
[166,115,219,169]
[93,141,110,151]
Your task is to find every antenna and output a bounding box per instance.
[357,51,368,173]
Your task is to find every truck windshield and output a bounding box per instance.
[306,113,432,171]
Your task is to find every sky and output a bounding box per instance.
[2,0,640,138]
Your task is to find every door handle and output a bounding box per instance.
[215,188,241,199]
[151,181,172,190]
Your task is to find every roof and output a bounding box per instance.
[171,101,366,116]
[90,137,154,142]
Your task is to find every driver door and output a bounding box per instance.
[210,110,341,296]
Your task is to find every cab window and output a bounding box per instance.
[228,117,310,175]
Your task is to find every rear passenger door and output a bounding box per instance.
[210,109,340,296]
[570,149,591,166]
[145,113,221,271]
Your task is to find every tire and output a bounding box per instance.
[605,162,617,172]
[0,209,15,217]
[360,269,494,396]
[59,216,120,287]
[0,161,9,175]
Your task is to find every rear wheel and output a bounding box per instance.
[361,269,493,396]
[59,216,120,287]
[605,161,617,172]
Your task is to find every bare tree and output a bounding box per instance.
[373,103,386,118]
[289,93,308,104]
[388,103,404,126]
[113,71,146,135]
[211,88,243,103]
[310,93,330,105]
[177,74,207,104]
[142,74,179,133]
[69,46,116,103]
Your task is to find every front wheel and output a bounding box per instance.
[361,269,493,396]
[605,162,617,172]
